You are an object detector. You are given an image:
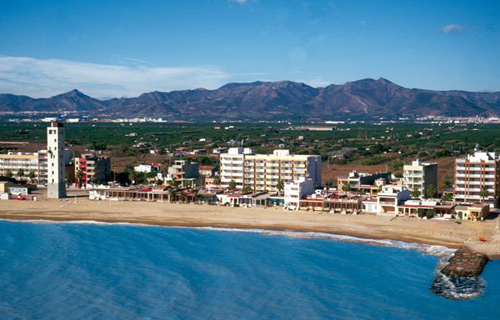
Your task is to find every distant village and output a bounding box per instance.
[0,121,498,222]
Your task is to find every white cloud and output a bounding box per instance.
[0,56,230,98]
[441,24,466,34]
[227,0,249,4]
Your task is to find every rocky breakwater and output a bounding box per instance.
[441,247,489,277]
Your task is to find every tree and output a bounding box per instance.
[276,180,284,195]
[213,175,221,186]
[28,170,36,183]
[5,169,12,179]
[411,188,421,199]
[425,184,436,199]
[444,180,453,189]
[229,179,237,190]
[243,185,253,194]
[76,170,84,187]
[479,186,489,203]
[341,182,352,194]
[17,169,25,180]
[441,193,453,202]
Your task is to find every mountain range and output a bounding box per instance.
[1,78,499,120]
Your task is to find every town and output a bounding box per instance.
[0,121,498,223]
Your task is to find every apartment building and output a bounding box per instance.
[454,151,499,207]
[403,159,438,197]
[75,153,111,187]
[337,171,389,191]
[220,148,321,192]
[377,185,411,215]
[0,151,48,184]
[167,160,199,180]
[284,178,315,209]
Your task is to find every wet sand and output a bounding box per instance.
[1,198,499,259]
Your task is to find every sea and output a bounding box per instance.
[1,220,499,320]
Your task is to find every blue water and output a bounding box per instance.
[0,221,499,320]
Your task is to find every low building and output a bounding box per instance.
[337,171,389,193]
[455,204,490,221]
[8,185,30,196]
[75,153,111,187]
[199,166,217,177]
[134,163,161,173]
[398,199,438,217]
[377,185,411,215]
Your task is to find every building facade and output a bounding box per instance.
[284,178,315,209]
[403,159,438,198]
[47,122,66,198]
[220,148,321,192]
[454,151,499,207]
[75,153,111,187]
[0,151,48,184]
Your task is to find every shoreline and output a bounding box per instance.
[1,198,499,259]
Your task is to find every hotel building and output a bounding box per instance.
[403,159,438,197]
[0,151,48,184]
[454,151,499,207]
[220,148,321,192]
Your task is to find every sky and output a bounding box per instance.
[0,0,499,98]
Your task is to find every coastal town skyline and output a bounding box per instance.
[1,0,499,98]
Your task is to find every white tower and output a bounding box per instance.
[47,121,66,198]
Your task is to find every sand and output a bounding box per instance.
[1,197,499,259]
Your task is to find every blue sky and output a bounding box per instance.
[0,0,499,98]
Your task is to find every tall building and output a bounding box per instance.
[220,148,321,192]
[47,122,66,198]
[0,151,48,184]
[403,159,438,197]
[75,153,111,187]
[454,151,499,207]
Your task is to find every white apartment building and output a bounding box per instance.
[284,178,315,209]
[220,148,321,192]
[47,121,66,198]
[454,151,499,207]
[403,159,438,197]
[0,151,48,184]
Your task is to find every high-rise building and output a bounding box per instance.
[47,122,66,198]
[403,159,438,197]
[220,148,321,192]
[454,151,499,207]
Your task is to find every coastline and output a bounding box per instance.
[1,198,499,259]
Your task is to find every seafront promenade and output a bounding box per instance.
[1,197,499,259]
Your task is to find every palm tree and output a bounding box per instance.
[28,170,36,183]
[213,175,221,187]
[5,169,12,179]
[341,182,352,194]
[276,180,284,195]
[229,179,237,190]
[76,170,84,187]
[243,185,253,194]
[411,188,421,199]
[425,184,436,199]
[17,169,25,180]
[479,186,489,203]
[441,193,453,202]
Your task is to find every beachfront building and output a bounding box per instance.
[47,121,66,198]
[0,151,48,184]
[454,204,490,221]
[75,153,111,188]
[403,159,438,198]
[220,148,321,192]
[167,160,199,180]
[337,171,389,194]
[284,177,315,209]
[376,185,411,215]
[454,151,499,208]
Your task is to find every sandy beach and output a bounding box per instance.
[1,197,499,259]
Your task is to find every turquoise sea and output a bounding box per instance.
[0,220,499,320]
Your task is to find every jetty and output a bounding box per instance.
[441,247,489,277]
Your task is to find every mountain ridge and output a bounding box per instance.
[1,78,499,119]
